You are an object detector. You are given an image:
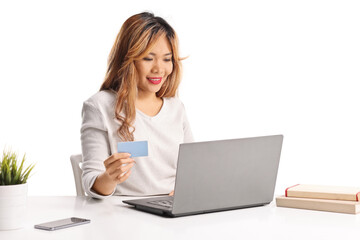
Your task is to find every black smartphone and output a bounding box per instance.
[34,217,90,231]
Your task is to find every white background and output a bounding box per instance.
[0,0,359,196]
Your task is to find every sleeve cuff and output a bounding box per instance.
[84,173,116,199]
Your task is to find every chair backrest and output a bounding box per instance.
[70,154,85,197]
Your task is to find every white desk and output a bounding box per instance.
[1,196,360,240]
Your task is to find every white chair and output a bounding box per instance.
[70,154,86,197]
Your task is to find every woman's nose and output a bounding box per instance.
[151,60,163,74]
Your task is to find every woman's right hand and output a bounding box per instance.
[91,153,135,196]
[103,153,135,184]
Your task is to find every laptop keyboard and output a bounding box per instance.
[148,199,173,208]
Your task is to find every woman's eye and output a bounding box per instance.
[164,58,171,62]
[143,57,153,61]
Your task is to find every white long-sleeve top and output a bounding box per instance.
[80,90,194,199]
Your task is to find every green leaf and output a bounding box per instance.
[12,154,25,184]
[21,164,35,184]
[5,162,11,185]
[11,157,18,184]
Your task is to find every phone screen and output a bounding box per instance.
[34,217,90,231]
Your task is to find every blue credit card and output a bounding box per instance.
[117,141,148,158]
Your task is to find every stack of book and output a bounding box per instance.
[276,184,360,214]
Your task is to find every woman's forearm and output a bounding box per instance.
[91,173,117,196]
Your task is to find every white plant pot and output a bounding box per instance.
[0,183,28,230]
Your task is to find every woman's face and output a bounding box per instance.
[135,35,173,96]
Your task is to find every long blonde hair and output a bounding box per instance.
[100,12,182,141]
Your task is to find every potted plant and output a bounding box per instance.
[0,149,35,230]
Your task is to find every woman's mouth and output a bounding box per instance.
[147,77,162,85]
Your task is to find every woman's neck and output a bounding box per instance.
[137,91,158,102]
[136,91,163,117]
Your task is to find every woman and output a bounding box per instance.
[81,12,194,199]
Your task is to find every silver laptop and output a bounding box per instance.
[123,135,283,217]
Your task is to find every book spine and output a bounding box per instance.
[276,197,358,214]
[288,191,359,201]
[285,184,300,197]
[285,185,360,201]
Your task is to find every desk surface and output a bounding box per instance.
[1,196,360,240]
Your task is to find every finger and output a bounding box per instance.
[104,153,131,167]
[109,162,135,176]
[104,156,134,168]
[117,169,132,184]
[106,158,134,171]
[104,153,131,166]
[118,158,136,165]
[119,161,135,173]
[169,191,174,196]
